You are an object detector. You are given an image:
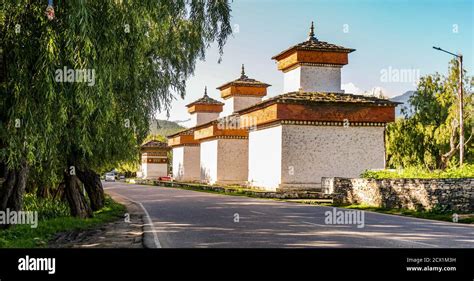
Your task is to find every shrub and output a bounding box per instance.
[361,164,474,179]
[22,194,70,220]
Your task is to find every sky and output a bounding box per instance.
[156,0,473,122]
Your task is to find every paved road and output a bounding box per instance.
[104,181,474,248]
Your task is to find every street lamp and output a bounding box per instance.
[433,46,464,166]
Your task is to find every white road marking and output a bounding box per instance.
[250,211,266,215]
[105,186,162,248]
[132,200,162,248]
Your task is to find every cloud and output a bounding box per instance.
[342,83,396,98]
[363,86,394,98]
[341,82,363,95]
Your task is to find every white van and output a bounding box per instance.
[105,172,115,182]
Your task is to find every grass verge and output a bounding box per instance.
[0,196,126,248]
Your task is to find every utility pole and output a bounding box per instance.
[433,46,464,166]
[458,54,463,165]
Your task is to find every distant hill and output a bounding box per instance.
[149,119,185,137]
[390,90,415,118]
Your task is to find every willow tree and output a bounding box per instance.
[1,0,232,218]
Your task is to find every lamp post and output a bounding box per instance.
[433,46,464,166]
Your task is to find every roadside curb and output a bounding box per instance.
[131,179,333,201]
[106,190,162,248]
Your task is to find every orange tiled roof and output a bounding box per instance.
[272,22,355,60]
[237,91,401,114]
[186,87,224,107]
[216,65,271,90]
[141,140,169,149]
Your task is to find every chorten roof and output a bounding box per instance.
[272,21,355,61]
[167,127,195,138]
[186,87,224,108]
[217,65,271,90]
[237,91,401,114]
[141,140,168,148]
[141,140,170,152]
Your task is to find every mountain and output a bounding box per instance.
[149,119,185,137]
[390,90,415,118]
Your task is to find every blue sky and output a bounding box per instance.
[157,0,473,122]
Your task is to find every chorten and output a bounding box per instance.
[194,66,270,185]
[217,65,271,115]
[167,21,400,191]
[237,21,399,191]
[168,87,223,181]
[272,21,355,93]
[139,140,170,179]
[186,86,224,126]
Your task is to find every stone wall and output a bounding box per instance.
[324,177,474,212]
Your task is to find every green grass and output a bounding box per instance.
[0,196,126,248]
[337,204,474,224]
[22,193,70,220]
[361,164,474,179]
[144,180,275,198]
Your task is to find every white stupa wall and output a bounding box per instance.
[200,139,249,185]
[172,146,201,181]
[223,96,263,115]
[283,65,343,93]
[248,126,282,191]
[200,140,218,184]
[217,139,248,184]
[190,112,220,127]
[280,125,385,189]
[247,124,386,191]
[142,163,168,179]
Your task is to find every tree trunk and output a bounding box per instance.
[52,182,66,201]
[0,169,17,211]
[439,122,458,170]
[6,163,29,212]
[36,183,51,199]
[77,168,105,211]
[64,171,92,218]
[0,162,29,229]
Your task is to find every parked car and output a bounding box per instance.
[105,172,115,182]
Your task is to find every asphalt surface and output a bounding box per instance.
[104,181,474,248]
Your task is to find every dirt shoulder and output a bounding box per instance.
[48,192,145,248]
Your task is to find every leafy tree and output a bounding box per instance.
[386,59,473,170]
[1,0,232,218]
